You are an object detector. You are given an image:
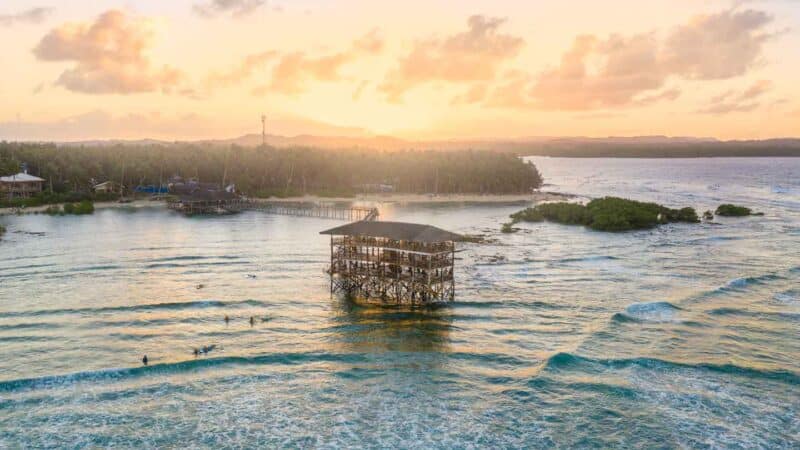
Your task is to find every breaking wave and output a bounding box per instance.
[542,352,799,385]
[555,255,620,264]
[612,301,682,323]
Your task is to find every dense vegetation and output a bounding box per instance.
[506,197,699,232]
[43,200,94,215]
[0,143,543,202]
[0,190,117,209]
[715,204,760,217]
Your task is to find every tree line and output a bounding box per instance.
[0,143,543,197]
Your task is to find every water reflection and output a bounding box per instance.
[329,295,453,354]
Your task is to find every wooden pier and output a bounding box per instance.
[168,196,378,221]
[227,199,378,221]
[238,201,377,221]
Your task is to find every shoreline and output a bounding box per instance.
[0,199,163,216]
[246,191,573,204]
[0,192,574,216]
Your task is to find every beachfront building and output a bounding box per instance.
[357,183,395,193]
[93,181,123,194]
[0,171,44,199]
[166,181,238,215]
[320,221,461,304]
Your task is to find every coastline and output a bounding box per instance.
[0,191,573,216]
[246,191,573,204]
[0,199,163,216]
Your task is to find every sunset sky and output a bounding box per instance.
[1,0,798,141]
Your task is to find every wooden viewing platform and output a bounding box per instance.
[320,221,462,304]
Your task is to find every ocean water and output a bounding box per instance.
[0,157,798,448]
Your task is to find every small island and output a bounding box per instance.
[715,204,762,217]
[505,197,699,232]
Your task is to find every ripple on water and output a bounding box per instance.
[527,352,799,448]
[773,290,799,303]
[612,301,682,323]
[0,299,267,319]
[0,352,370,394]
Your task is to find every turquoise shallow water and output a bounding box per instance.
[0,157,799,448]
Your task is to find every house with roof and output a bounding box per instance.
[93,181,123,194]
[166,181,239,215]
[0,170,45,199]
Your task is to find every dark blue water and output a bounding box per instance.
[0,157,798,448]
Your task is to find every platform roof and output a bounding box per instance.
[0,173,44,183]
[320,221,462,243]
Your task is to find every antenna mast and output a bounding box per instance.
[261,114,266,147]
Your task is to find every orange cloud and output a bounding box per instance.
[451,83,490,106]
[529,33,664,110]
[380,15,523,102]
[697,79,773,115]
[740,79,773,100]
[33,10,183,95]
[483,71,533,108]
[696,102,760,115]
[635,88,681,106]
[264,51,352,95]
[661,9,773,79]
[205,51,277,88]
[194,0,264,18]
[247,30,384,96]
[463,8,774,111]
[0,7,52,26]
[353,28,384,54]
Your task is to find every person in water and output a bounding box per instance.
[142,355,148,366]
[249,316,255,326]
[201,345,217,354]
[224,315,229,324]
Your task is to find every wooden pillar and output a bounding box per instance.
[451,242,455,301]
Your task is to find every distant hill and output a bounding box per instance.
[511,137,800,158]
[52,134,800,157]
[206,133,413,150]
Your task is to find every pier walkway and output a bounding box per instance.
[223,199,378,221]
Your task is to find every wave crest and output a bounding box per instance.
[542,352,799,384]
[0,352,368,393]
[0,299,266,319]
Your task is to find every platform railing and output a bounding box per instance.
[331,237,454,254]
